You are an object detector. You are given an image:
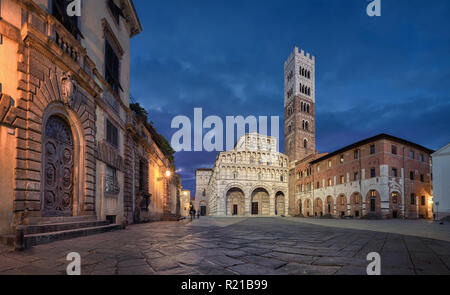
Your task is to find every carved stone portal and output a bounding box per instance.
[43,116,74,217]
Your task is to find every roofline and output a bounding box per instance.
[310,133,434,165]
[196,168,213,172]
[432,143,450,157]
[127,0,143,37]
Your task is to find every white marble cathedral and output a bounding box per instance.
[200,133,289,216]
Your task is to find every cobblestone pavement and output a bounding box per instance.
[1,217,450,275]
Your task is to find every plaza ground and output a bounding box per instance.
[0,217,449,275]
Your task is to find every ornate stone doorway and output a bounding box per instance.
[43,116,74,217]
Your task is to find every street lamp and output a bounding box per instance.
[165,170,171,178]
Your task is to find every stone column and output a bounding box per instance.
[270,194,275,216]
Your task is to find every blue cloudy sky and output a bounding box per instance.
[130,0,450,193]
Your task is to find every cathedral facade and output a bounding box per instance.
[198,133,289,217]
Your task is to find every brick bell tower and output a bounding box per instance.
[284,46,316,164]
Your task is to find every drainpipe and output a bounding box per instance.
[402,147,406,218]
[359,148,363,215]
[312,166,315,218]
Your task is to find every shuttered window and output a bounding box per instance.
[105,40,122,93]
[106,119,118,147]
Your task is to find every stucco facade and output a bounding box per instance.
[432,143,450,219]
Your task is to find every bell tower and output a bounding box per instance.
[284,46,316,164]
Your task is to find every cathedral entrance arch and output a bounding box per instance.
[226,188,245,216]
[251,188,270,216]
[275,191,285,216]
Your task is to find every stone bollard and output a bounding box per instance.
[14,226,26,251]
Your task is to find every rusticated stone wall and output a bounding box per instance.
[12,33,98,225]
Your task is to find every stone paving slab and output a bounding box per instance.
[0,218,449,275]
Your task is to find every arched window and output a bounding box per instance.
[306,105,310,113]
[305,121,309,131]
[302,120,305,130]
[202,189,206,197]
[308,88,311,96]
[304,139,308,149]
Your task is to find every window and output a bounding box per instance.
[420,174,424,182]
[105,165,117,195]
[421,196,426,206]
[327,178,332,187]
[108,0,123,25]
[355,194,360,204]
[52,0,82,39]
[328,160,332,168]
[392,192,399,204]
[340,175,345,184]
[370,190,377,198]
[304,139,308,149]
[410,171,414,180]
[106,119,119,147]
[280,175,283,182]
[391,145,397,155]
[353,172,359,181]
[340,155,344,164]
[420,154,424,162]
[370,144,375,155]
[202,189,206,197]
[105,40,121,93]
[409,150,415,159]
[410,193,416,205]
[370,168,376,178]
[316,182,320,189]
[392,168,398,178]
[298,171,303,179]
[354,150,359,160]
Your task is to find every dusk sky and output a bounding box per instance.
[129,0,450,194]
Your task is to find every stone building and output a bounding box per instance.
[284,47,434,219]
[180,189,191,217]
[0,0,180,244]
[202,133,289,217]
[194,168,212,216]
